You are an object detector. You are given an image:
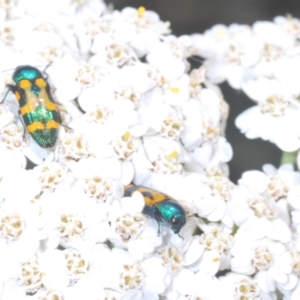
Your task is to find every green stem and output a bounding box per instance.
[280,151,297,166]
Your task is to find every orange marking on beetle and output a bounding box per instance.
[14,91,21,101]
[144,192,168,206]
[126,185,172,206]
[27,120,59,133]
[27,121,45,132]
[19,79,32,89]
[46,120,60,130]
[44,98,58,111]
[20,104,34,116]
[35,78,47,88]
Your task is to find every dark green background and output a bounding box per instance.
[107,0,300,182]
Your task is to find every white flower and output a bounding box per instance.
[172,269,222,300]
[229,190,291,243]
[0,207,41,280]
[186,171,235,226]
[0,104,14,130]
[118,7,169,57]
[33,161,70,192]
[236,78,300,151]
[274,15,300,39]
[108,188,162,260]
[2,169,41,203]
[231,230,293,293]
[219,272,275,300]
[250,20,296,78]
[146,37,186,81]
[191,24,259,88]
[100,247,168,299]
[0,0,240,297]
[184,221,233,275]
[47,58,102,103]
[132,136,184,191]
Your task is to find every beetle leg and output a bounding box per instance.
[18,112,27,140]
[42,63,52,80]
[1,84,15,104]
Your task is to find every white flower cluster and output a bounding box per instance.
[191,17,300,153]
[0,0,298,299]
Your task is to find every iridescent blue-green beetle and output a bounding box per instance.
[5,65,61,148]
[124,184,186,236]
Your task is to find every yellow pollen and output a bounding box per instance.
[167,150,178,160]
[137,6,146,17]
[122,131,131,142]
[170,87,180,94]
[217,28,225,36]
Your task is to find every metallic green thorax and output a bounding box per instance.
[143,200,186,234]
[13,67,43,83]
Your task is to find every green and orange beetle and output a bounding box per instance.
[124,184,186,236]
[5,65,61,148]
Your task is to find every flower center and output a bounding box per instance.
[202,121,221,142]
[234,277,261,299]
[259,95,288,117]
[292,251,300,276]
[225,42,245,64]
[266,175,289,201]
[86,105,111,124]
[61,133,91,161]
[1,123,23,149]
[56,212,86,241]
[75,64,100,88]
[0,212,25,241]
[106,43,135,67]
[0,24,14,45]
[160,115,183,140]
[156,246,183,274]
[250,199,277,220]
[115,213,145,242]
[200,227,233,254]
[84,18,109,37]
[152,152,183,174]
[252,245,273,270]
[113,131,136,160]
[114,86,140,106]
[119,263,144,290]
[83,175,113,201]
[39,45,63,64]
[261,43,283,62]
[207,175,234,202]
[35,290,65,300]
[19,256,43,293]
[65,249,90,283]
[35,162,67,192]
[190,67,206,87]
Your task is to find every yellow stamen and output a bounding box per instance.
[122,131,131,142]
[137,6,146,17]
[167,150,178,160]
[170,87,180,94]
[217,28,225,37]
